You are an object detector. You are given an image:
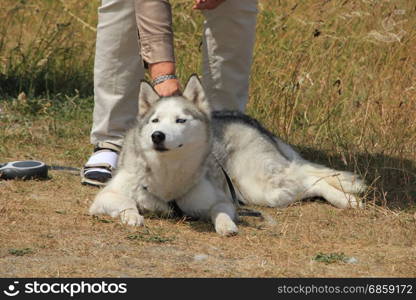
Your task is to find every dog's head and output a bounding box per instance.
[137,75,211,154]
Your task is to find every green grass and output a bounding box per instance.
[0,1,96,97]
[8,248,34,256]
[127,232,175,244]
[313,252,348,264]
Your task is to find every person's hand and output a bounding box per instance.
[193,0,226,10]
[149,61,181,97]
[154,79,181,97]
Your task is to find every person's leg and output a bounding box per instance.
[91,0,143,146]
[201,0,258,112]
[84,0,143,186]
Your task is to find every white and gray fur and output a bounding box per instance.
[89,75,239,236]
[211,111,366,209]
[89,75,366,236]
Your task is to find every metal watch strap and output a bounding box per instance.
[152,74,177,86]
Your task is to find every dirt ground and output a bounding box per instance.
[1,172,415,278]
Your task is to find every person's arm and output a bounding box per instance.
[135,0,180,96]
[193,0,226,10]
[148,62,180,96]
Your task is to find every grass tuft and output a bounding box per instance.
[127,232,174,244]
[313,252,347,264]
[8,248,34,256]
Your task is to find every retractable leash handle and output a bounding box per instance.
[0,160,48,180]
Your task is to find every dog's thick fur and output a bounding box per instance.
[89,75,366,236]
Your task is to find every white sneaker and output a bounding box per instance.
[81,142,121,186]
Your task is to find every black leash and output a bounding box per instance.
[219,165,238,206]
[168,199,185,218]
[218,165,263,218]
[165,164,263,219]
[167,166,263,219]
[1,160,263,219]
[48,165,80,174]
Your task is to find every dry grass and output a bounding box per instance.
[0,0,416,277]
[1,173,415,277]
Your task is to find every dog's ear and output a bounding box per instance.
[138,80,160,117]
[183,74,211,116]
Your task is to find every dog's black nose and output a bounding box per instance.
[151,131,165,144]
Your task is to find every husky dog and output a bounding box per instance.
[89,75,366,236]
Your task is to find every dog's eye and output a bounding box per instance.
[176,118,186,124]
[151,118,159,123]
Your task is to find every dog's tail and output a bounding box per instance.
[299,161,367,208]
[303,162,366,194]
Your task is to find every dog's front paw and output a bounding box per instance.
[120,209,144,226]
[214,213,238,236]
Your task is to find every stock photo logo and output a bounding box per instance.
[3,281,20,297]
[2,280,128,297]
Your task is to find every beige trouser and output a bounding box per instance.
[91,0,258,146]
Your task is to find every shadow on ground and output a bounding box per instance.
[298,146,416,210]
